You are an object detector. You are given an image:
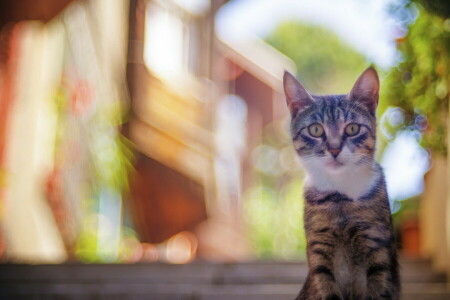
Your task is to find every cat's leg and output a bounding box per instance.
[295,274,311,300]
[353,231,399,300]
[296,272,341,300]
[364,244,399,300]
[305,239,343,300]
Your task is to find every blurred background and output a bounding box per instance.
[0,0,450,298]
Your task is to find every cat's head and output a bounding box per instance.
[283,67,379,176]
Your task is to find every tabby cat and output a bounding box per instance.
[283,67,400,300]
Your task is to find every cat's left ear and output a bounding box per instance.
[349,66,379,113]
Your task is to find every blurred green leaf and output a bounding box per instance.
[381,6,450,154]
[265,21,368,94]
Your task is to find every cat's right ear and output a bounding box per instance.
[283,71,314,115]
[349,66,379,113]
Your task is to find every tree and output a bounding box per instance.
[382,4,450,154]
[265,21,368,94]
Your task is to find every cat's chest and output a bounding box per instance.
[322,202,359,230]
[304,191,375,232]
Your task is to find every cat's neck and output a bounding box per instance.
[303,163,382,200]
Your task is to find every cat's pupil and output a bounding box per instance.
[345,123,360,136]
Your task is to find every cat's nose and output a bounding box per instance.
[329,148,341,158]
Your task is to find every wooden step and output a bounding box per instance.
[1,282,450,300]
[0,260,444,284]
[0,259,447,299]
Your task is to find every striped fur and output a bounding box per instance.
[283,68,400,300]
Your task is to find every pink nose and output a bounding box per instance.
[329,148,341,158]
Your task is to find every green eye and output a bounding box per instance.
[308,123,324,137]
[345,123,360,136]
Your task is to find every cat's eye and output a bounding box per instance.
[345,123,360,136]
[308,123,324,137]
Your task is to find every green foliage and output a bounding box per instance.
[413,0,450,18]
[265,21,368,94]
[244,121,306,259]
[53,80,134,263]
[244,179,306,259]
[391,196,420,228]
[382,6,450,154]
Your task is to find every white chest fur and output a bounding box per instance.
[303,162,380,200]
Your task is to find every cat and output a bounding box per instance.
[283,67,400,300]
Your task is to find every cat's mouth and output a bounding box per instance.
[326,159,345,168]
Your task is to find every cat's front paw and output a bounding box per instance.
[325,294,342,300]
[316,284,344,300]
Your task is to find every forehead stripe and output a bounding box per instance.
[291,98,376,134]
